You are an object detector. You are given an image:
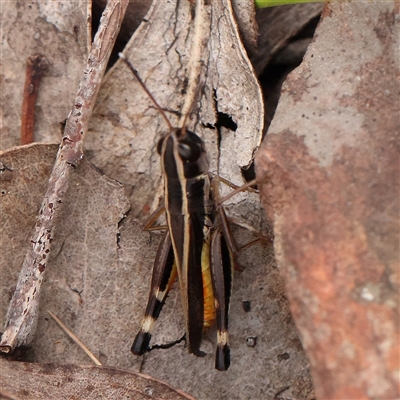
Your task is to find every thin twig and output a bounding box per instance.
[20,54,48,145]
[178,0,208,129]
[0,0,129,353]
[48,310,102,366]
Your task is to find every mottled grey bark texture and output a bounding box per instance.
[256,3,399,399]
[0,1,319,399]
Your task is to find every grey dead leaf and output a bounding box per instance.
[0,358,195,400]
[0,1,316,399]
[0,143,136,364]
[231,0,259,55]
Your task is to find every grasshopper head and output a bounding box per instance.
[158,128,209,179]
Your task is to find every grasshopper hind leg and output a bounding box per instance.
[131,232,177,356]
[211,226,234,371]
[131,327,151,355]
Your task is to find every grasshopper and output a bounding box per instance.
[121,54,256,371]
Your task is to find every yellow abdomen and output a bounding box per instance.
[202,233,216,329]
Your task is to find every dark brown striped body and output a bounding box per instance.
[161,129,210,355]
[132,128,235,370]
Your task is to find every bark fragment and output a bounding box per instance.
[256,3,399,398]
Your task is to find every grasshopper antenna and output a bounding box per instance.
[119,53,173,131]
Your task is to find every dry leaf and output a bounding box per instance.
[256,2,399,399]
[231,0,259,55]
[0,358,195,400]
[0,143,134,366]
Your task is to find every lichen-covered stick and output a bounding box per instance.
[0,0,129,353]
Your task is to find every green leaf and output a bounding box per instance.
[255,0,324,8]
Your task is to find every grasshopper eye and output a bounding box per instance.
[178,139,201,162]
[157,137,165,155]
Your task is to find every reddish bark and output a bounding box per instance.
[256,3,399,399]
